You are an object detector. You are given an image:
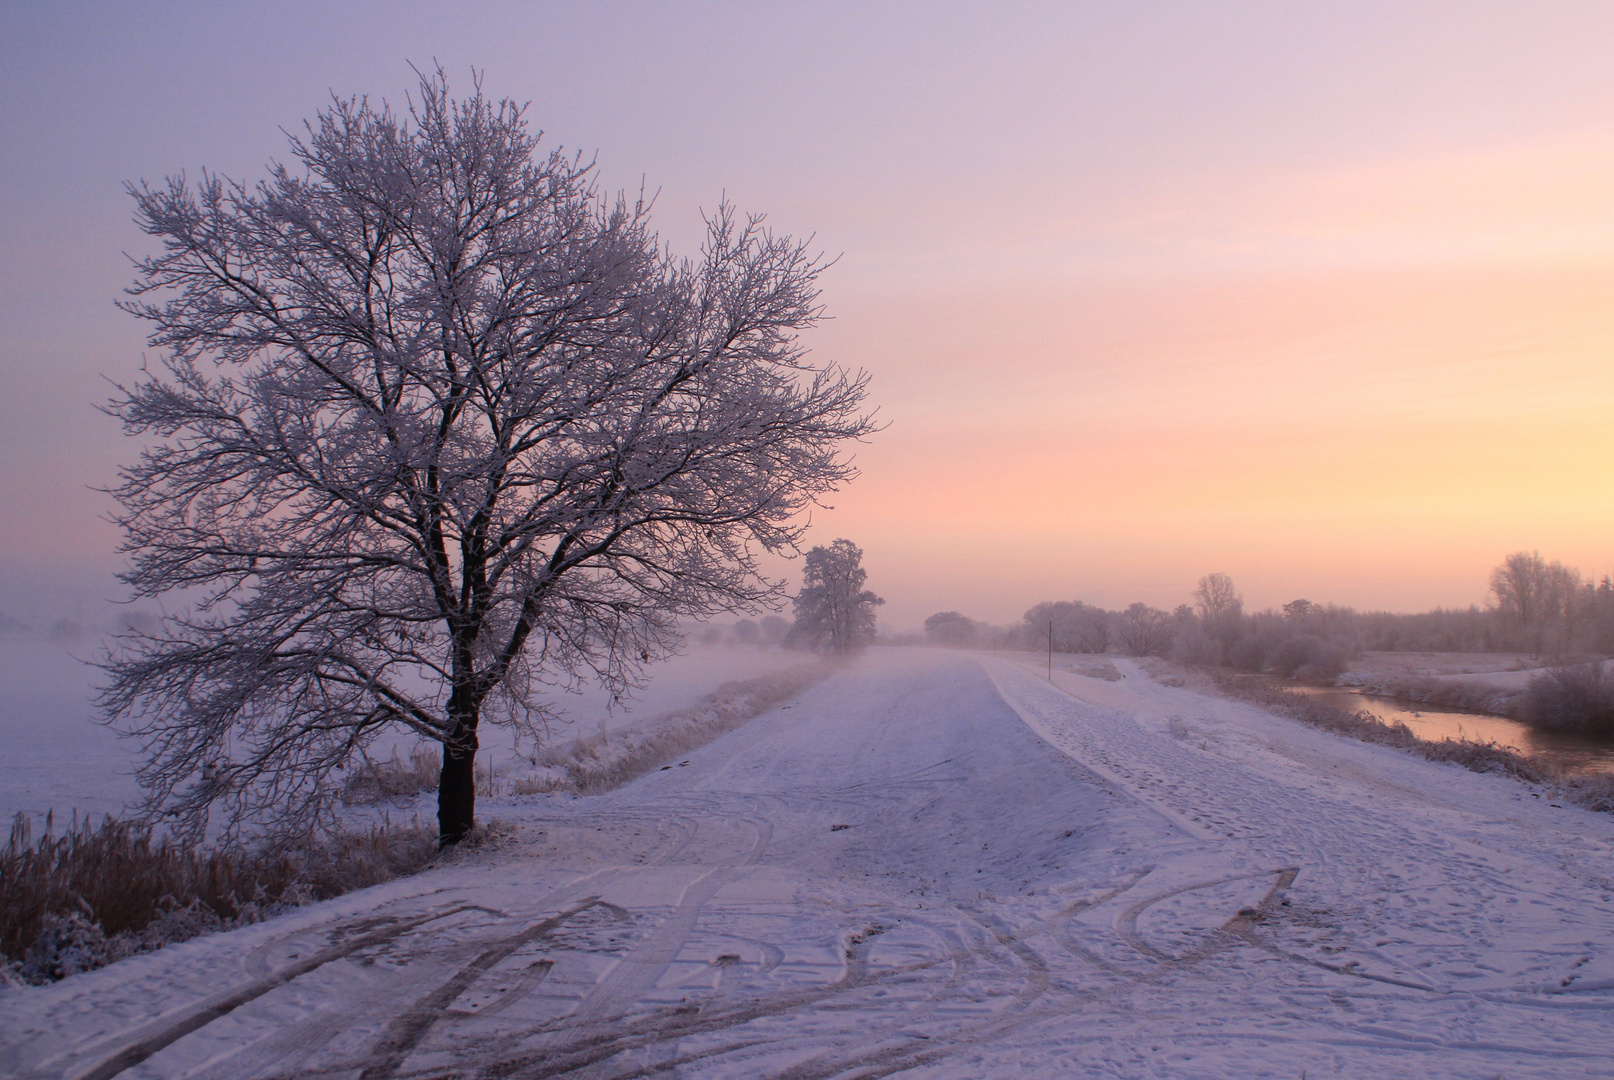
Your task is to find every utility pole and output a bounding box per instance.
[1048,619,1053,681]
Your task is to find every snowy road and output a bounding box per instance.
[5,649,1613,1078]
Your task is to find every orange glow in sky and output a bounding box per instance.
[4,3,1614,627]
[807,138,1614,623]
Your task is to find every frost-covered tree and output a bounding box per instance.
[1282,599,1318,621]
[788,539,883,655]
[1490,550,1581,656]
[1117,603,1172,657]
[100,71,876,845]
[923,610,978,647]
[1192,572,1244,648]
[1192,573,1241,622]
[1024,600,1110,654]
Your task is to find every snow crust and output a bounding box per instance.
[3,649,1611,1078]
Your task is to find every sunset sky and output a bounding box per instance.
[4,1,1614,629]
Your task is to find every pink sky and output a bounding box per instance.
[4,2,1614,628]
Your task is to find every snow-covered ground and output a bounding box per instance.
[4,648,1612,1078]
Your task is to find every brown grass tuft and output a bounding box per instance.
[341,745,441,804]
[0,813,436,984]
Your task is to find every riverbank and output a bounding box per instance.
[1193,666,1614,813]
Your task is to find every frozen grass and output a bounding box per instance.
[1344,672,1522,717]
[341,745,442,805]
[1207,672,1614,814]
[343,747,551,804]
[512,663,832,796]
[0,813,437,985]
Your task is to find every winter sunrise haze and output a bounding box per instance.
[4,1,1614,627]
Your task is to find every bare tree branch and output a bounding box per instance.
[100,69,877,845]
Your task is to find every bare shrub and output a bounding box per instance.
[1171,619,1218,665]
[1023,600,1112,654]
[1564,773,1614,813]
[1226,633,1275,673]
[1520,663,1614,737]
[1267,635,1348,685]
[0,813,435,984]
[1117,603,1173,657]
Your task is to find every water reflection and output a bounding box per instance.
[1287,685,1614,777]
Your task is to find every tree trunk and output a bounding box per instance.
[438,710,479,847]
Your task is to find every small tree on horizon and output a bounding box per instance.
[788,539,883,655]
[99,71,876,846]
[1192,571,1245,653]
[1192,573,1242,622]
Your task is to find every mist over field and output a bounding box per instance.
[0,586,812,826]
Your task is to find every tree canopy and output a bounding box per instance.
[100,71,876,844]
[789,539,883,655]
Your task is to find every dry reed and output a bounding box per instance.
[340,745,441,804]
[0,812,436,984]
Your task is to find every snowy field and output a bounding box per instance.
[0,638,806,826]
[4,648,1613,1078]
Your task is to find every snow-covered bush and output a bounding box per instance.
[1520,663,1614,737]
[1266,634,1349,685]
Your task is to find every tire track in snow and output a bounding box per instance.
[40,904,484,1080]
[978,659,1223,844]
[358,898,616,1080]
[533,812,772,1072]
[17,650,1614,1079]
[986,654,1614,1019]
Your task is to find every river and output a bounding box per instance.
[1283,683,1614,777]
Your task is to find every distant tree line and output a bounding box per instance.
[688,616,793,649]
[921,551,1614,682]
